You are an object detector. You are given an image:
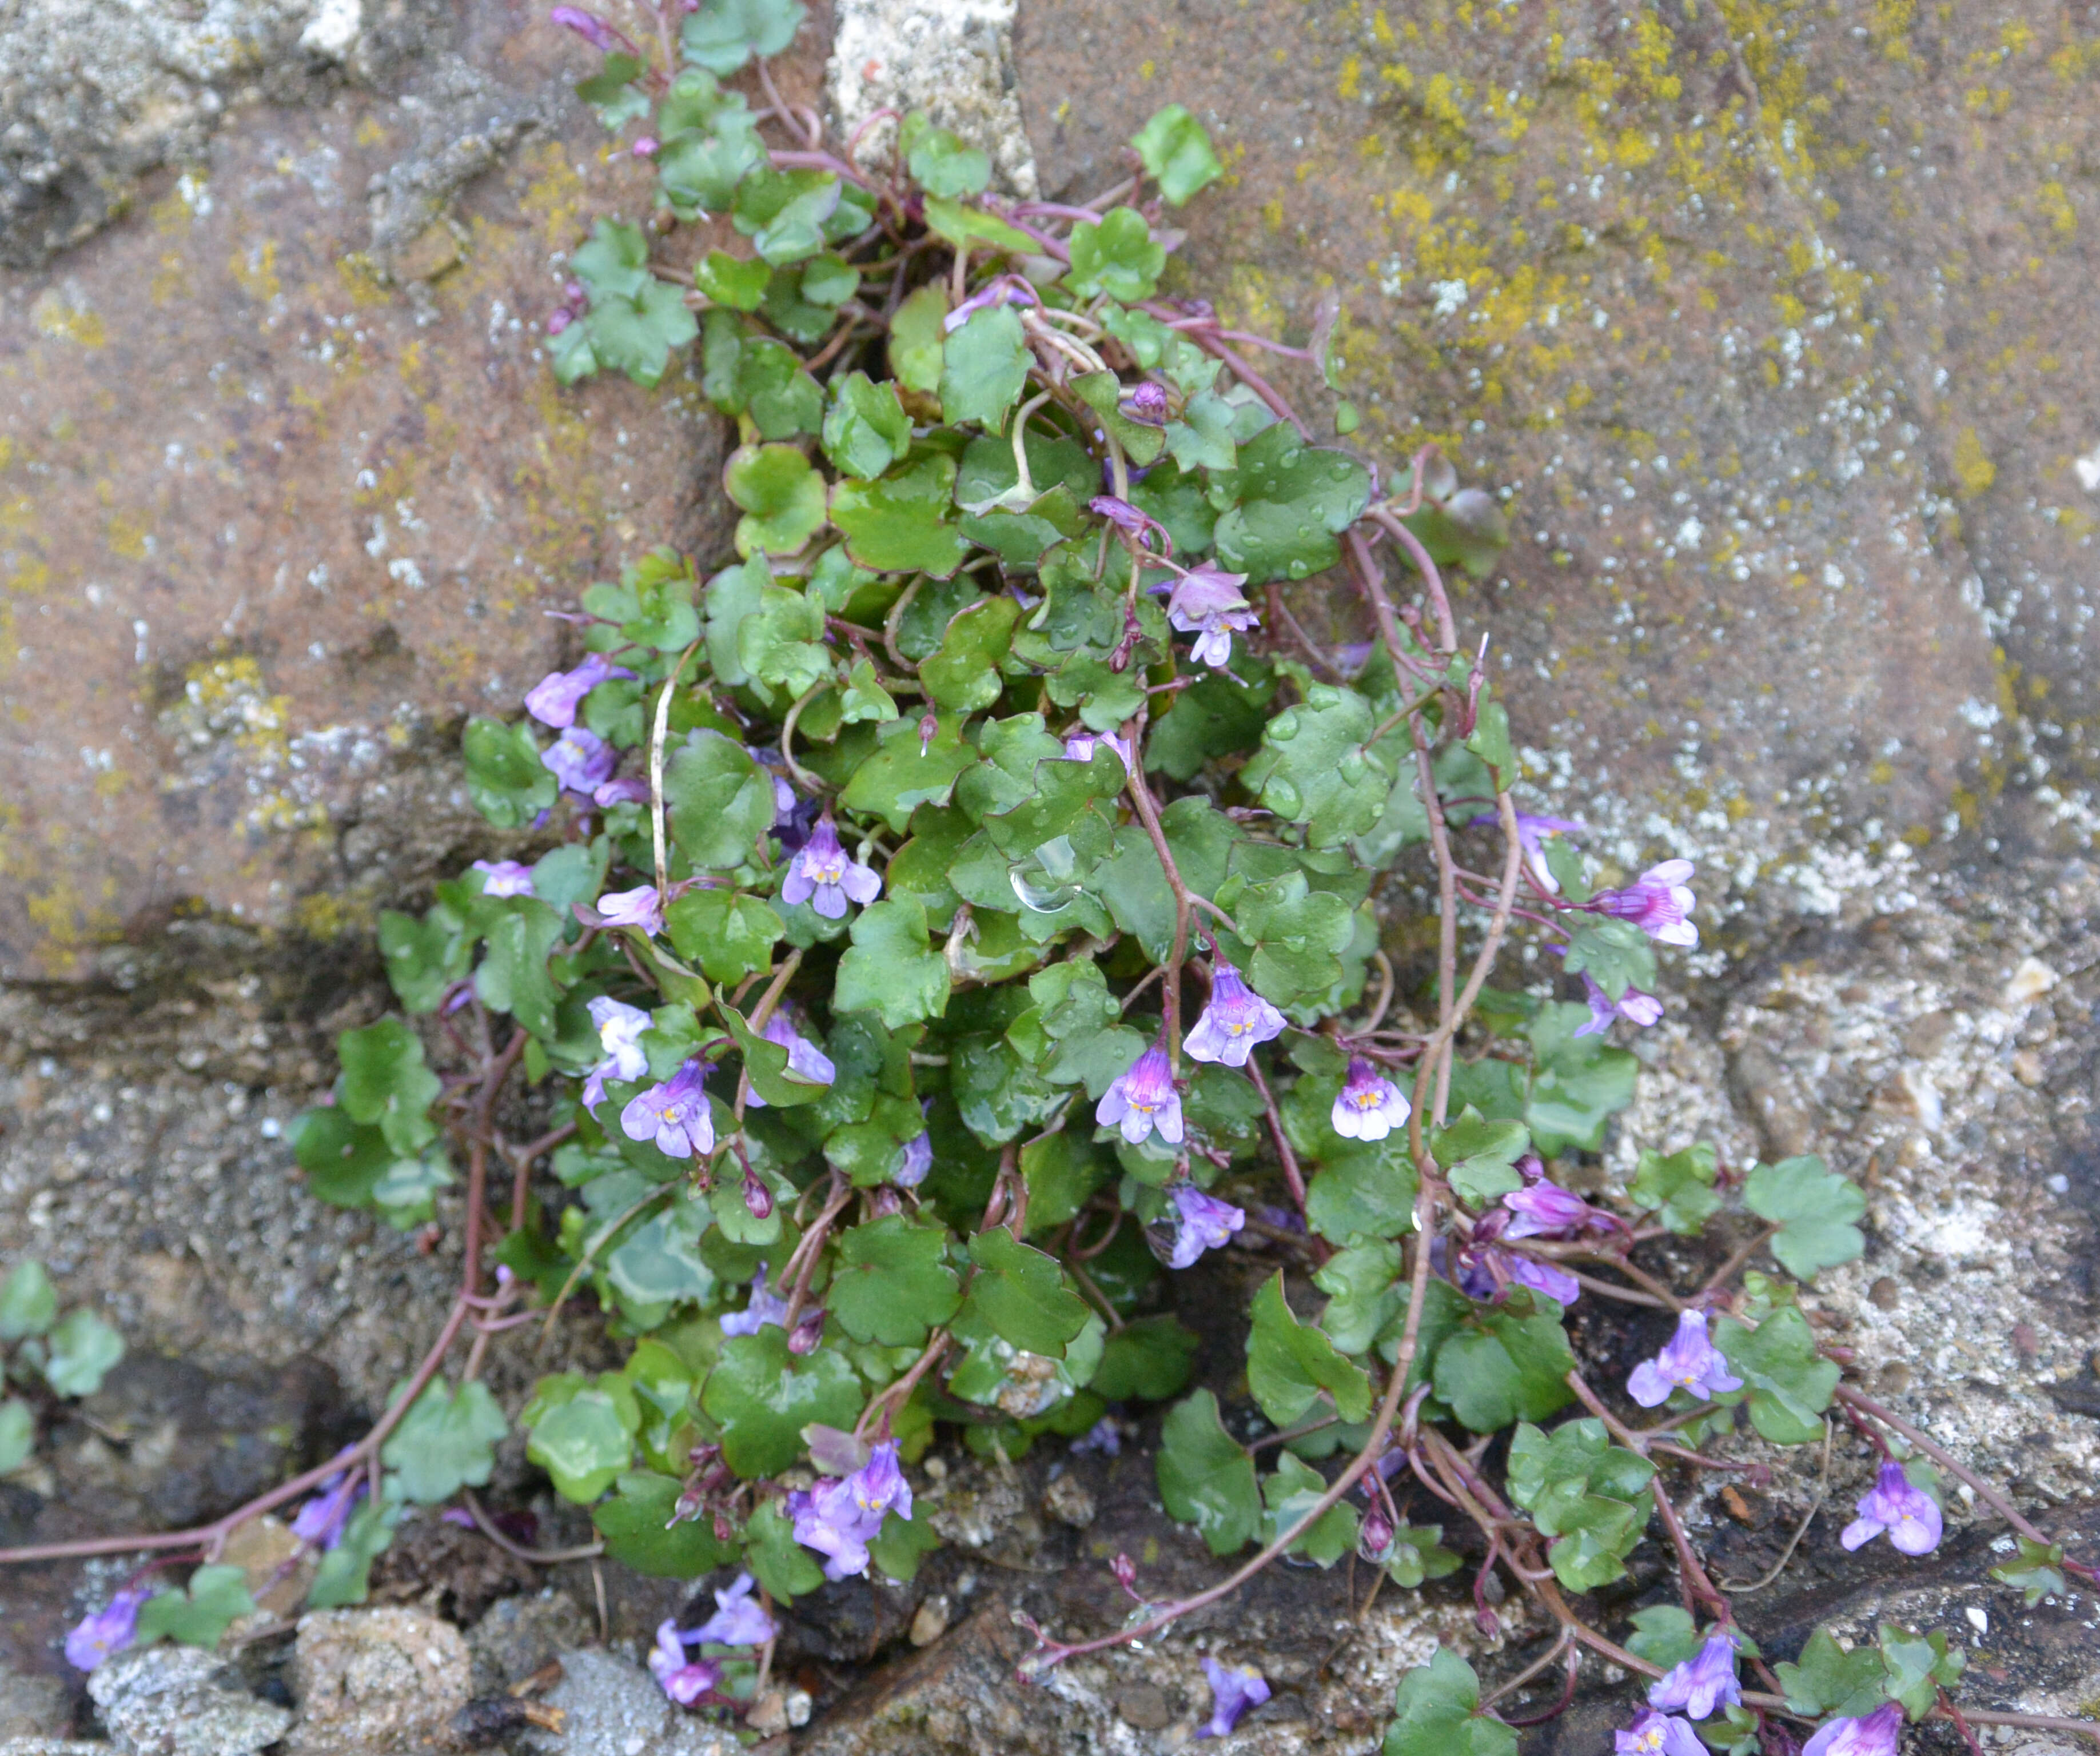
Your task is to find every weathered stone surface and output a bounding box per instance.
[86,1645,291,1756]
[517,1649,739,1756]
[288,1606,470,1755]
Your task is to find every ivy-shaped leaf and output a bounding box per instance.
[1429,1108,1531,1208]
[961,1228,1090,1357]
[1066,207,1166,302]
[829,1215,962,1347]
[1242,684,1391,848]
[135,1565,256,1649]
[1742,1156,1867,1281]
[726,444,827,557]
[379,1378,508,1503]
[1131,103,1224,206]
[701,1328,862,1477]
[1212,424,1373,585]
[595,1471,739,1578]
[337,1017,440,1155]
[1246,1272,1372,1427]
[1713,1308,1839,1445]
[1382,1650,1518,1756]
[1628,1142,1723,1236]
[834,898,951,1028]
[1261,1451,1359,1565]
[1432,1302,1575,1433]
[1155,1389,1260,1557]
[1505,1418,1656,1591]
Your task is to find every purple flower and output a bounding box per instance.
[582,996,651,1111]
[1840,1460,1943,1557]
[1121,381,1169,426]
[788,1440,912,1580]
[1197,1657,1270,1739]
[1468,810,1587,895]
[780,818,882,919]
[1627,1310,1745,1408]
[943,274,1037,333]
[290,1470,364,1550]
[1594,859,1700,948]
[1444,1239,1581,1308]
[1331,1058,1411,1141]
[550,6,626,53]
[594,884,664,935]
[1802,1704,1904,1756]
[594,776,651,808]
[1502,1179,1607,1239]
[1063,730,1135,774]
[686,1571,774,1647]
[1166,563,1258,669]
[1096,1043,1184,1146]
[1071,1416,1122,1456]
[541,725,617,797]
[742,1016,836,1110]
[720,1264,791,1336]
[895,1130,933,1188]
[620,1060,714,1158]
[65,1586,147,1673]
[646,1619,721,1706]
[1577,971,1665,1037]
[1167,1182,1244,1268]
[1617,1710,1709,1756]
[524,654,634,729]
[1647,1634,1742,1721]
[1184,959,1287,1067]
[472,859,536,899]
[1506,1253,1582,1307]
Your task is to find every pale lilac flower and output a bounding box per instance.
[541,725,617,796]
[1617,1710,1708,1756]
[1089,494,1154,542]
[1167,1182,1244,1268]
[549,6,627,53]
[524,654,634,729]
[1096,1043,1184,1146]
[1063,729,1135,774]
[1121,380,1168,426]
[620,1061,714,1158]
[1506,1253,1582,1307]
[1197,1657,1270,1739]
[290,1469,364,1550]
[1468,809,1587,895]
[742,1016,836,1109]
[472,859,536,899]
[593,776,651,808]
[719,1264,790,1336]
[1648,1634,1741,1721]
[780,818,882,919]
[895,1130,933,1188]
[942,274,1037,333]
[1071,1416,1122,1456]
[788,1440,911,1580]
[1628,1310,1744,1408]
[1840,1460,1943,1557]
[545,308,574,337]
[687,1571,774,1647]
[1445,1238,1581,1308]
[632,136,658,158]
[1166,563,1258,668]
[646,1619,721,1706]
[1594,859,1699,948]
[1502,1179,1608,1239]
[1184,959,1286,1067]
[582,996,651,1111]
[595,884,665,934]
[1330,1058,1410,1141]
[65,1586,147,1673]
[1577,971,1665,1037]
[1802,1704,1904,1756]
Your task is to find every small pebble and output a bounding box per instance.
[908,1596,950,1647]
[1115,1683,1173,1731]
[1868,1278,1900,1312]
[2011,1050,2044,1087]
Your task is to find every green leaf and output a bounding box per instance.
[702,1328,862,1477]
[1628,1142,1722,1235]
[576,52,649,129]
[1156,1390,1260,1557]
[1146,660,1275,780]
[664,889,783,987]
[1626,1605,1704,1671]
[595,1471,739,1578]
[1066,207,1167,302]
[870,1501,943,1581]
[474,902,567,1041]
[528,1389,635,1503]
[742,1498,824,1599]
[44,1309,125,1397]
[380,1378,508,1503]
[939,304,1030,429]
[1224,871,1356,1009]
[307,1488,404,1608]
[135,1566,256,1649]
[830,454,971,577]
[0,1262,57,1341]
[1131,103,1224,206]
[1714,1309,1838,1444]
[1305,1152,1419,1247]
[695,248,771,310]
[1401,486,1510,580]
[1382,1649,1518,1756]
[919,594,1018,712]
[1562,917,1658,1003]
[823,371,914,480]
[921,196,1038,256]
[666,731,778,869]
[0,1398,33,1473]
[1213,424,1373,585]
[557,222,699,389]
[682,0,806,75]
[722,1005,831,1107]
[462,716,557,828]
[889,282,947,393]
[1989,1535,2067,1606]
[1246,1272,1372,1427]
[606,1208,715,1310]
[1464,699,1516,781]
[1743,1156,1867,1281]
[337,1017,440,1155]
[834,898,951,1028]
[370,1150,455,1229]
[1090,1315,1198,1400]
[1261,1451,1358,1565]
[737,581,831,697]
[839,712,975,832]
[378,905,470,1014]
[1241,684,1391,849]
[1878,1624,1964,1720]
[1433,1302,1576,1433]
[1071,370,1166,469]
[733,166,844,266]
[1775,1629,1888,1721]
[830,1216,962,1347]
[655,77,764,215]
[287,1107,392,1209]
[726,444,826,558]
[962,1228,1090,1356]
[1382,1522,1463,1588]
[900,113,991,197]
[1505,1418,1656,1591]
[1313,1241,1403,1355]
[1429,1109,1531,1208]
[582,549,702,651]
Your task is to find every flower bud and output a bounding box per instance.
[1358,1504,1395,1562]
[743,1168,774,1220]
[788,1308,825,1354]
